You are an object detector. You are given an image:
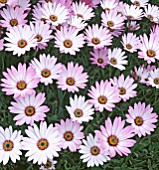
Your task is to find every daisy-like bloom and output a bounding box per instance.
[122,4,143,20]
[22,121,61,165]
[41,2,69,26]
[100,0,118,12]
[101,10,125,31]
[138,33,159,64]
[130,0,149,7]
[121,33,140,53]
[55,118,85,152]
[56,62,88,93]
[54,26,85,55]
[0,6,28,30]
[80,0,100,8]
[30,21,53,50]
[0,126,23,165]
[127,21,140,32]
[67,16,87,31]
[9,93,50,126]
[0,0,17,8]
[144,4,159,23]
[40,159,57,170]
[71,2,95,21]
[31,54,61,86]
[90,47,109,68]
[1,63,40,99]
[4,25,37,56]
[108,48,128,71]
[110,74,137,102]
[126,102,158,137]
[95,117,136,157]
[148,68,159,88]
[85,24,113,49]
[66,95,94,124]
[15,0,31,12]
[88,80,120,112]
[79,134,110,167]
[0,39,4,51]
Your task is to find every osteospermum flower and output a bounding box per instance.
[31,54,62,86]
[80,0,100,8]
[66,95,94,124]
[54,26,85,55]
[127,21,140,32]
[1,63,40,99]
[22,121,61,165]
[15,0,31,12]
[108,48,128,71]
[55,118,85,152]
[41,2,69,26]
[90,47,109,68]
[121,33,140,53]
[126,102,158,137]
[0,6,28,30]
[0,126,23,165]
[88,80,120,112]
[122,4,143,20]
[4,25,37,56]
[100,0,118,12]
[40,159,57,170]
[0,0,17,8]
[32,3,45,22]
[71,1,95,21]
[148,68,159,88]
[110,74,137,101]
[131,0,149,7]
[9,93,50,126]
[30,21,53,50]
[95,117,136,157]
[57,62,88,93]
[0,39,4,51]
[79,134,110,167]
[138,33,159,64]
[85,24,113,49]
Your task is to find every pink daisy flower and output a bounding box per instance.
[127,21,140,32]
[15,0,31,12]
[54,26,85,55]
[95,117,136,157]
[100,0,118,12]
[148,68,159,88]
[31,54,62,86]
[9,93,50,126]
[90,47,109,68]
[80,0,100,8]
[85,24,113,49]
[55,118,85,152]
[121,33,140,53]
[71,1,95,21]
[30,21,53,50]
[138,33,159,64]
[0,39,4,51]
[0,6,28,30]
[126,102,158,137]
[131,0,149,7]
[88,80,120,112]
[56,62,88,93]
[0,0,17,8]
[41,2,69,26]
[4,25,37,56]
[1,63,40,99]
[110,74,137,102]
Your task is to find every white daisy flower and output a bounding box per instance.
[0,126,23,165]
[22,121,61,165]
[66,95,94,124]
[130,0,149,7]
[79,134,110,167]
[100,0,118,12]
[148,68,159,88]
[108,48,128,71]
[40,158,57,170]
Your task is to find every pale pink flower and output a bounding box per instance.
[31,54,62,86]
[110,74,137,101]
[32,3,45,22]
[131,0,149,7]
[0,39,4,51]
[14,0,31,12]
[1,63,40,99]
[80,0,100,8]
[90,47,109,68]
[127,21,140,32]
[121,33,140,53]
[0,6,28,30]
[40,159,57,170]
[148,68,159,88]
[85,24,113,49]
[56,62,88,93]
[54,26,85,55]
[9,93,50,126]
[100,0,118,12]
[95,117,136,157]
[88,80,120,112]
[138,33,159,64]
[55,118,85,152]
[0,0,18,8]
[126,102,158,137]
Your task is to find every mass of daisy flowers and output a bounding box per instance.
[0,0,159,169]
